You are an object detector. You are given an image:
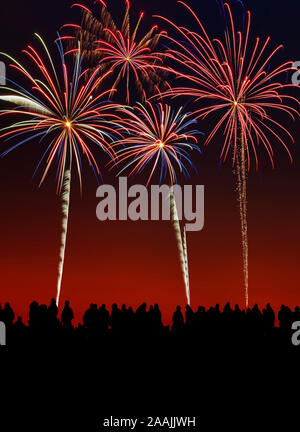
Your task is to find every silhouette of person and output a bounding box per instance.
[3,302,14,327]
[278,305,292,333]
[263,303,275,333]
[48,298,59,329]
[153,304,162,328]
[111,304,122,333]
[83,304,93,329]
[136,303,148,334]
[185,305,195,337]
[29,301,39,328]
[14,316,25,329]
[61,301,74,328]
[293,306,300,323]
[172,306,184,334]
[97,304,110,332]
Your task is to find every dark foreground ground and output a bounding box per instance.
[1,300,299,431]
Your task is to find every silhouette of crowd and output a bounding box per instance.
[0,300,299,351]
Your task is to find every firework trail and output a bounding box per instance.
[113,101,201,303]
[57,168,71,305]
[155,1,299,306]
[0,34,123,305]
[235,132,248,306]
[170,187,190,305]
[182,225,190,301]
[64,0,166,103]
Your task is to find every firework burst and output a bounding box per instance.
[0,34,123,305]
[64,0,165,103]
[155,1,299,307]
[113,101,202,304]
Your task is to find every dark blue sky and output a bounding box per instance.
[1,0,299,59]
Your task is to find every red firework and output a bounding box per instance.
[64,0,165,104]
[153,1,300,307]
[155,1,299,169]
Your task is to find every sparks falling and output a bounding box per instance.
[156,1,299,307]
[0,34,123,305]
[113,101,201,304]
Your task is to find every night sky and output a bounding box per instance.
[0,0,300,324]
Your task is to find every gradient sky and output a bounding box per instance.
[0,0,300,324]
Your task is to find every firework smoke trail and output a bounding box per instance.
[170,188,190,305]
[182,225,190,304]
[56,167,71,306]
[235,133,248,307]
